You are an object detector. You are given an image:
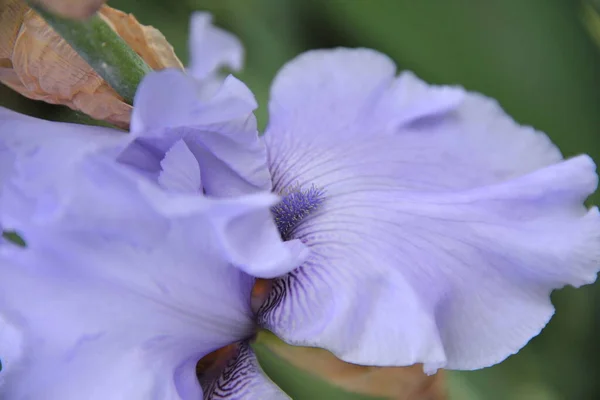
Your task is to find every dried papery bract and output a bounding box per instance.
[0,1,183,128]
[99,7,183,70]
[0,0,27,85]
[5,8,132,127]
[260,332,447,400]
[30,0,107,20]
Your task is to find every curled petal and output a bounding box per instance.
[261,48,600,372]
[140,181,308,279]
[210,199,309,279]
[122,69,271,197]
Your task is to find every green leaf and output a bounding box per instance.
[2,231,26,247]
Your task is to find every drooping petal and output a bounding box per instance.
[0,247,214,400]
[188,12,243,81]
[261,48,600,372]
[120,69,271,197]
[203,342,289,400]
[0,107,125,194]
[0,145,295,399]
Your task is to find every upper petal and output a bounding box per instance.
[188,12,244,81]
[268,48,395,140]
[0,142,294,399]
[261,48,600,372]
[266,49,561,191]
[121,69,271,197]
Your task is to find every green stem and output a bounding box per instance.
[29,3,152,104]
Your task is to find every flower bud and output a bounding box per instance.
[0,1,183,128]
[29,0,107,20]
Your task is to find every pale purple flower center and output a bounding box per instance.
[270,185,325,240]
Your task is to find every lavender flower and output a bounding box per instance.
[0,147,295,399]
[0,13,306,399]
[258,48,600,373]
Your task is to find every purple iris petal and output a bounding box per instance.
[120,69,271,197]
[0,108,125,194]
[158,139,203,193]
[202,342,289,400]
[119,68,312,276]
[0,141,295,399]
[188,12,244,82]
[0,310,21,386]
[99,11,269,199]
[260,48,600,372]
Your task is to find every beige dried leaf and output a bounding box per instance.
[261,332,447,400]
[0,0,27,61]
[30,0,107,20]
[99,7,183,70]
[0,1,183,128]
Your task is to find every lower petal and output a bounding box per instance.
[0,148,291,398]
[0,253,206,400]
[203,342,289,400]
[262,48,598,371]
[259,156,600,372]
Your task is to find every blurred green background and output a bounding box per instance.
[2,0,600,399]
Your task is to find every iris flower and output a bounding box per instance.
[0,141,299,399]
[259,49,600,373]
[0,12,598,400]
[0,13,305,399]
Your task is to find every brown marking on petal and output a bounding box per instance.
[196,342,240,383]
[251,278,273,313]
